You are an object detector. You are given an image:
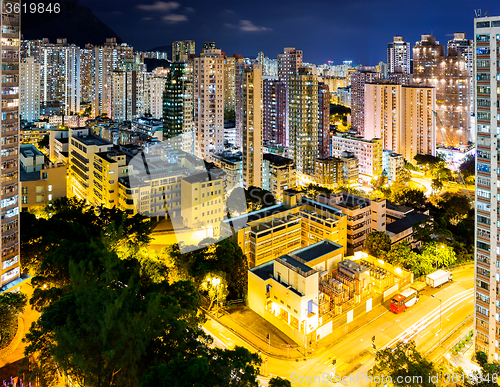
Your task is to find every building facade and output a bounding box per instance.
[194,48,225,160]
[172,40,195,62]
[242,68,263,189]
[413,34,471,148]
[262,153,296,202]
[330,134,383,178]
[20,57,40,122]
[318,82,331,158]
[289,68,319,175]
[350,68,382,136]
[473,16,500,362]
[387,36,411,74]
[0,2,21,289]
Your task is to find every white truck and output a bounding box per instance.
[426,269,453,288]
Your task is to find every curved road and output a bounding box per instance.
[203,266,474,386]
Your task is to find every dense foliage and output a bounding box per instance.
[20,199,262,387]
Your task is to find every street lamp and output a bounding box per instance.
[431,294,442,346]
[212,277,220,317]
[435,244,445,269]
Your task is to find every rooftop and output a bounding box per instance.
[278,255,315,276]
[20,144,44,159]
[263,153,295,166]
[338,259,370,274]
[386,201,413,214]
[250,261,274,281]
[74,134,112,147]
[292,240,343,263]
[386,212,430,235]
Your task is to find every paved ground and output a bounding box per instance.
[0,279,40,378]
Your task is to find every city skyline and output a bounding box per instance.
[71,0,498,64]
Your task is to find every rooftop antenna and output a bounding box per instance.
[475,9,482,18]
[485,11,489,17]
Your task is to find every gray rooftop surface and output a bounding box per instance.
[386,212,430,235]
[292,240,343,262]
[278,255,315,275]
[250,261,274,281]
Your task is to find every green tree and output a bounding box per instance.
[364,231,391,257]
[199,272,229,310]
[398,168,412,184]
[142,346,261,387]
[0,292,27,348]
[23,245,207,387]
[439,194,471,226]
[459,155,475,179]
[393,189,427,211]
[269,376,292,387]
[413,154,443,168]
[431,178,443,193]
[421,242,457,269]
[38,134,50,149]
[370,341,435,387]
[385,243,432,277]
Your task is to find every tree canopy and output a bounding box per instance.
[0,291,27,348]
[364,231,391,257]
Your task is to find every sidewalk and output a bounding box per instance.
[207,305,305,359]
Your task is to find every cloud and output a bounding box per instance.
[239,20,272,32]
[162,14,188,23]
[184,6,195,12]
[137,1,180,12]
[142,17,153,21]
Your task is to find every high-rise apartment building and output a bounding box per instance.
[234,55,248,148]
[350,68,382,136]
[172,40,195,62]
[413,34,470,148]
[262,153,296,201]
[387,36,411,74]
[278,47,303,146]
[288,68,318,175]
[448,32,474,115]
[80,46,96,105]
[193,47,225,160]
[364,82,436,162]
[111,65,145,122]
[20,57,41,122]
[1,2,21,289]
[163,61,194,153]
[262,77,286,146]
[331,134,383,178]
[40,38,81,115]
[144,67,168,119]
[473,15,500,362]
[318,82,331,158]
[223,55,240,116]
[93,38,133,117]
[242,68,263,189]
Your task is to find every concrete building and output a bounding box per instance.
[180,167,225,238]
[340,151,359,187]
[20,57,40,122]
[194,47,225,160]
[278,47,303,146]
[0,3,21,290]
[111,67,145,122]
[364,82,436,162]
[330,134,383,178]
[79,46,95,105]
[131,116,163,140]
[447,32,474,115]
[289,68,319,175]
[248,245,412,345]
[318,193,386,255]
[385,202,431,245]
[224,55,243,116]
[413,34,471,148]
[382,150,404,183]
[473,15,500,361]
[40,38,81,115]
[262,154,296,201]
[242,68,263,189]
[314,157,343,189]
[163,61,194,152]
[263,77,286,146]
[211,153,242,192]
[387,36,411,74]
[350,68,382,136]
[144,68,168,119]
[318,82,331,158]
[172,40,195,62]
[20,145,66,211]
[223,189,347,268]
[93,38,133,117]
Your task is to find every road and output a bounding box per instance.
[202,266,473,386]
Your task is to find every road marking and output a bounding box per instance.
[220,334,232,342]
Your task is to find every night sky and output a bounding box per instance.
[80,0,499,65]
